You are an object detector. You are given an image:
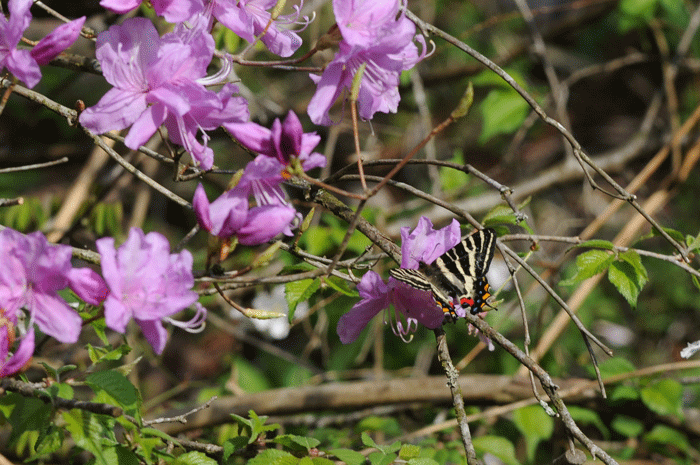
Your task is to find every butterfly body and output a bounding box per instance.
[389,228,496,319]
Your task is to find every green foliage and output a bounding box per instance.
[611,415,644,438]
[86,370,141,419]
[230,411,280,445]
[285,277,321,320]
[640,379,684,419]
[512,405,554,462]
[561,248,649,307]
[477,89,530,144]
[472,436,518,465]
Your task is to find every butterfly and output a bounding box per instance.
[389,227,497,320]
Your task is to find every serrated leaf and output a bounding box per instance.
[398,444,420,460]
[85,370,140,417]
[618,250,648,283]
[473,436,518,465]
[173,451,218,465]
[478,89,530,143]
[273,434,320,451]
[560,250,613,286]
[285,278,321,320]
[29,426,63,460]
[62,409,117,465]
[223,437,249,460]
[640,379,683,419]
[611,415,644,438]
[608,260,645,307]
[247,449,296,465]
[329,448,365,465]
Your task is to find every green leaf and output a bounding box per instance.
[285,278,321,320]
[407,459,440,465]
[608,258,646,307]
[610,384,640,402]
[310,457,335,465]
[440,151,470,193]
[570,239,615,251]
[560,250,613,286]
[324,275,358,297]
[62,409,117,465]
[478,89,530,143]
[231,358,272,394]
[473,436,518,465]
[597,357,636,379]
[640,379,684,419]
[230,410,279,445]
[618,0,659,31]
[173,451,219,465]
[399,444,421,460]
[611,415,644,437]
[247,449,296,465]
[330,448,366,465]
[31,425,63,459]
[483,204,520,226]
[512,405,554,462]
[361,432,401,455]
[223,437,249,460]
[5,394,51,447]
[273,434,320,451]
[644,425,690,454]
[367,452,397,465]
[85,370,140,418]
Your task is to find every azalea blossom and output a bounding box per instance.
[96,228,203,354]
[79,17,248,170]
[0,228,107,344]
[0,326,34,378]
[0,0,85,88]
[337,217,460,344]
[208,0,307,57]
[307,0,426,125]
[100,0,204,23]
[193,182,296,244]
[224,110,326,172]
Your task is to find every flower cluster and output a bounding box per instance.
[195,110,326,245]
[0,0,84,88]
[78,17,248,170]
[307,0,427,125]
[0,226,206,378]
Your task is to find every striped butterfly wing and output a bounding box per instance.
[389,228,497,318]
[429,228,496,314]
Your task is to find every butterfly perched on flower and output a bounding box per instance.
[390,228,497,320]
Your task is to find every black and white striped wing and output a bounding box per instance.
[428,228,496,314]
[389,268,454,313]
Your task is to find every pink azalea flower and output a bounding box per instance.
[307,0,426,125]
[0,0,84,88]
[208,0,307,57]
[0,228,107,344]
[79,17,248,170]
[336,217,458,344]
[0,327,34,378]
[193,180,297,245]
[96,228,202,354]
[100,0,204,23]
[224,110,326,169]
